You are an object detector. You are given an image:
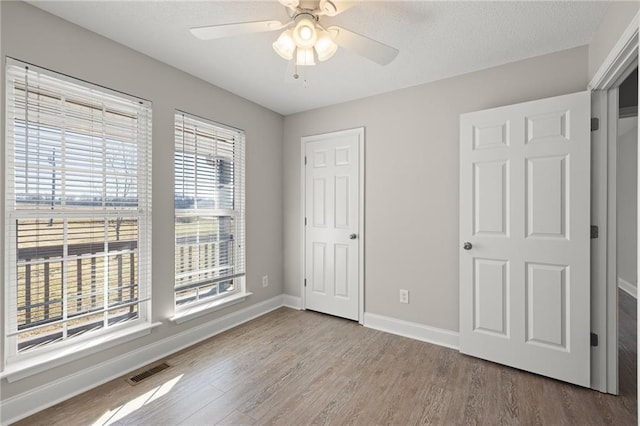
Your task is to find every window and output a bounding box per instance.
[174,111,245,309]
[4,59,152,359]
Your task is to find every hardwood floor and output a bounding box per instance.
[16,292,637,425]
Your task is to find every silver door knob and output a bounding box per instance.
[463,242,472,250]
[350,233,358,240]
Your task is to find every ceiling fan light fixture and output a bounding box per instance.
[292,18,318,48]
[296,47,316,66]
[273,29,296,60]
[314,29,337,61]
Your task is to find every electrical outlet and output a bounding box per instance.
[262,275,269,288]
[399,289,409,304]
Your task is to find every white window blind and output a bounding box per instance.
[174,111,245,308]
[4,59,152,357]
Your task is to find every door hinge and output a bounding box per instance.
[304,278,307,287]
[591,225,599,239]
[591,117,599,132]
[591,332,598,347]
[304,217,307,226]
[304,156,307,165]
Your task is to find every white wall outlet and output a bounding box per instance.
[262,275,269,288]
[399,289,409,304]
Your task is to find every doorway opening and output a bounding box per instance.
[588,17,638,394]
[616,66,638,400]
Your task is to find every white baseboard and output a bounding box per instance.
[282,294,302,310]
[363,312,459,350]
[618,277,638,299]
[1,295,286,425]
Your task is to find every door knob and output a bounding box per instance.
[350,233,358,240]
[463,242,472,250]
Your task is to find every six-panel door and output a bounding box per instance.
[459,91,591,387]
[304,130,361,321]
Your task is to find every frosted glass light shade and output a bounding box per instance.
[293,18,318,49]
[296,47,316,66]
[314,30,337,61]
[273,29,296,60]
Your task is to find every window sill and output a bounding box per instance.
[1,321,162,383]
[170,292,253,325]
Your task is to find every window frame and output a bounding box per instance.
[173,111,246,313]
[4,58,153,365]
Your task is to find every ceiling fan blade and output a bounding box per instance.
[332,1,357,15]
[317,0,355,17]
[190,20,286,40]
[328,26,398,65]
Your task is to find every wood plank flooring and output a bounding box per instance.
[15,291,637,425]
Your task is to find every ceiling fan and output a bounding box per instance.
[190,0,399,68]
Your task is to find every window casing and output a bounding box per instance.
[174,111,245,309]
[4,59,152,360]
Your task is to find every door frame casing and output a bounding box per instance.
[588,11,639,394]
[300,127,365,324]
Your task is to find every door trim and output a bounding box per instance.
[300,127,365,324]
[588,10,638,394]
[588,11,639,91]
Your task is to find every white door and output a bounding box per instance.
[459,91,591,387]
[304,128,363,321]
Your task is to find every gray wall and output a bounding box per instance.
[588,1,640,82]
[617,116,638,290]
[284,47,589,332]
[0,1,284,399]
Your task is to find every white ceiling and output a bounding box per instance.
[28,1,609,116]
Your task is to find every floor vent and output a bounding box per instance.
[126,362,171,386]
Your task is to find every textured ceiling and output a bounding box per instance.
[28,1,609,115]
